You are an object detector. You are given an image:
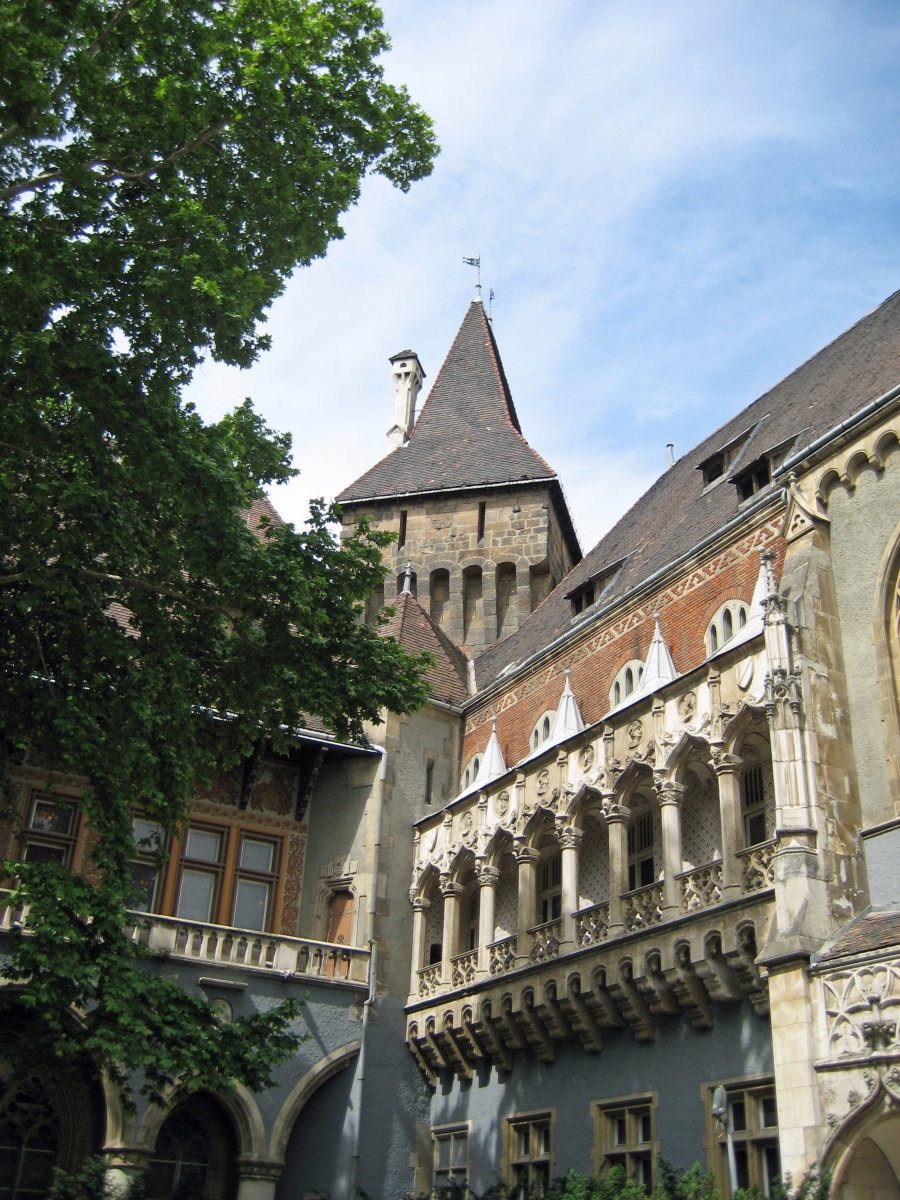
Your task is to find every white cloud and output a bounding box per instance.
[185,0,900,551]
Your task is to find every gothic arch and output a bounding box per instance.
[268,1041,361,1163]
[824,1077,900,1187]
[564,782,603,826]
[661,731,710,783]
[519,804,557,848]
[872,513,900,810]
[612,758,653,806]
[136,1082,265,1161]
[482,825,513,866]
[411,860,440,903]
[722,701,768,757]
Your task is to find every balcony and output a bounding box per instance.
[0,895,369,988]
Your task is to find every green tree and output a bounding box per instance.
[0,0,437,1103]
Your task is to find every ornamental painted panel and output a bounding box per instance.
[579,815,610,908]
[681,771,722,871]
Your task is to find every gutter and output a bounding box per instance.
[776,381,900,476]
[347,746,387,1200]
[469,488,783,711]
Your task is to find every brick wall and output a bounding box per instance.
[461,517,786,768]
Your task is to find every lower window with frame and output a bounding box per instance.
[432,1123,470,1192]
[593,1094,657,1190]
[506,1112,553,1199]
[705,1078,781,1197]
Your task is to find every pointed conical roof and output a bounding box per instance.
[379,591,469,706]
[706,555,767,660]
[606,615,680,717]
[337,301,559,502]
[456,719,507,801]
[516,669,585,765]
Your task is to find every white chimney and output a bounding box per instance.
[386,351,424,450]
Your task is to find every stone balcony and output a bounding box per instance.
[407,880,774,1084]
[0,894,369,989]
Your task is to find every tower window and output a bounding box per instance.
[425,760,434,806]
[477,502,486,544]
[398,510,407,548]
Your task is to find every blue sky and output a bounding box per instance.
[185,0,900,553]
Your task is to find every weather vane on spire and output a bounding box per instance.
[463,255,481,300]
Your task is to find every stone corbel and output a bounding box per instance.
[637,951,682,1016]
[496,995,528,1052]
[666,943,714,1028]
[558,975,604,1052]
[515,991,556,1062]
[472,1003,513,1072]
[608,960,656,1042]
[585,966,627,1028]
[535,982,575,1042]
[781,472,830,545]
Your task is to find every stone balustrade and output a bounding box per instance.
[623,882,664,931]
[417,963,442,998]
[736,839,777,892]
[575,902,609,947]
[528,919,562,963]
[0,896,371,986]
[488,935,518,977]
[451,949,478,988]
[678,861,723,912]
[125,913,370,983]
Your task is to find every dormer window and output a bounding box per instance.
[571,585,594,616]
[734,458,771,502]
[566,559,625,619]
[530,711,556,751]
[697,426,754,490]
[610,660,644,708]
[707,600,749,655]
[702,455,725,485]
[462,754,481,791]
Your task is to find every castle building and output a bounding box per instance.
[3,289,900,1200]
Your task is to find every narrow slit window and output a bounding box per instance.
[398,510,407,549]
[477,502,486,544]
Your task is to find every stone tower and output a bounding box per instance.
[337,296,581,656]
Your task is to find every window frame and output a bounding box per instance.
[609,660,644,709]
[504,1109,555,1199]
[706,599,750,657]
[129,814,166,913]
[702,1075,780,1199]
[20,791,81,868]
[538,850,562,925]
[432,1120,472,1192]
[592,1092,658,1188]
[530,710,557,752]
[627,810,655,892]
[230,831,281,932]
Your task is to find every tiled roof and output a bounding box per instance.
[245,495,284,535]
[379,591,470,707]
[337,301,559,503]
[475,289,900,690]
[817,908,900,962]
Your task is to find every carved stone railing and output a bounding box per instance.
[417,963,443,998]
[489,935,519,977]
[678,861,723,913]
[528,919,562,963]
[575,903,609,947]
[736,840,777,893]
[0,891,26,931]
[124,913,369,983]
[451,949,478,988]
[622,883,664,932]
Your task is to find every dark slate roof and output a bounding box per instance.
[475,289,900,691]
[816,908,900,963]
[337,301,560,503]
[379,591,469,706]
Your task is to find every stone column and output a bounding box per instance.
[767,960,825,1179]
[439,879,463,983]
[514,845,540,962]
[605,805,629,934]
[410,896,430,993]
[236,1163,283,1200]
[711,751,744,899]
[656,779,684,915]
[476,866,499,973]
[558,826,583,949]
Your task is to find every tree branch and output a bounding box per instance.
[1,122,228,201]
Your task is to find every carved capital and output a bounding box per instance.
[477,865,500,887]
[237,1160,285,1183]
[654,779,685,807]
[557,826,583,851]
[412,895,431,911]
[710,750,742,776]
[439,877,463,899]
[513,844,540,866]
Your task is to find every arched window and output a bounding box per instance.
[529,711,556,753]
[609,660,645,709]
[462,566,483,643]
[462,754,482,791]
[738,731,776,847]
[496,562,518,640]
[396,570,417,598]
[461,875,480,951]
[706,599,750,656]
[430,569,450,626]
[146,1098,235,1200]
[424,877,444,966]
[0,1075,59,1200]
[680,765,722,872]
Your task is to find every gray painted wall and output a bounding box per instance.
[863,825,900,905]
[429,1003,774,1196]
[826,442,900,828]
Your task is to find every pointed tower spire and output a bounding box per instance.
[458,719,507,800]
[607,614,680,716]
[517,669,585,765]
[400,561,413,595]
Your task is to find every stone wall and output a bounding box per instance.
[341,484,577,653]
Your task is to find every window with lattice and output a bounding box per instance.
[539,851,562,923]
[628,812,655,891]
[0,1074,60,1200]
[594,1094,657,1189]
[506,1113,553,1199]
[706,1080,780,1197]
